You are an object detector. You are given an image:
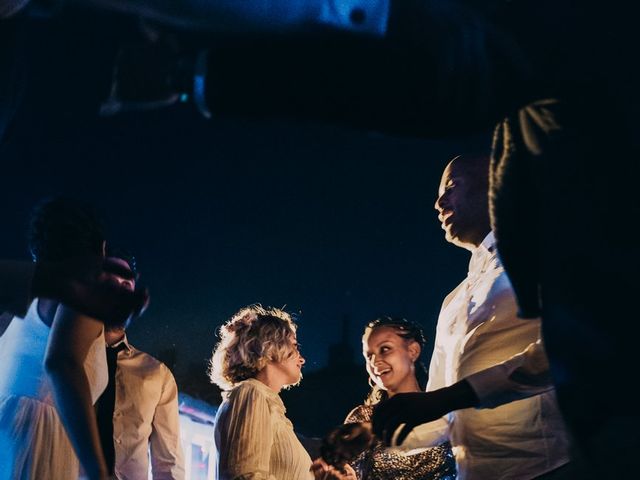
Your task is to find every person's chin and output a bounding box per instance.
[380,378,395,391]
[382,384,395,395]
[443,227,456,241]
[284,373,303,390]
[446,229,467,247]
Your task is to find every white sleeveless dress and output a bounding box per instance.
[0,299,108,480]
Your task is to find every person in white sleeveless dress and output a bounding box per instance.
[0,197,135,480]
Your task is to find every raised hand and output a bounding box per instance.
[33,256,149,326]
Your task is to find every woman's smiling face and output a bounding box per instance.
[363,326,421,397]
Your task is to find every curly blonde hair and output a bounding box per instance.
[208,305,298,390]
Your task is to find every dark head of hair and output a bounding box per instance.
[28,197,105,262]
[106,245,138,276]
[363,316,429,406]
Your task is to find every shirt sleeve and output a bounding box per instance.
[149,366,185,480]
[391,416,449,451]
[217,384,277,480]
[466,339,554,408]
[0,260,35,318]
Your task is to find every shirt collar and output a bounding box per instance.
[469,231,496,273]
[108,332,133,353]
[479,231,496,252]
[244,378,281,399]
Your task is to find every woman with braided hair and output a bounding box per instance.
[312,317,456,480]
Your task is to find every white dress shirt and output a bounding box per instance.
[425,232,570,480]
[111,335,184,480]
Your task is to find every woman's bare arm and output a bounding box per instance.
[44,305,109,480]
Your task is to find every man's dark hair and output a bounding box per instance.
[28,197,105,262]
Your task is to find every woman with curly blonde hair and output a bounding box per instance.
[209,305,312,480]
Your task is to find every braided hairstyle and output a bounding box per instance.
[363,316,428,406]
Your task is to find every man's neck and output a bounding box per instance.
[457,228,491,252]
[469,228,492,250]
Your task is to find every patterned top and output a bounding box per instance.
[345,405,456,480]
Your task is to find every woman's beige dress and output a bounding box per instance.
[214,378,314,480]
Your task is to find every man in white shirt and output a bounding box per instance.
[372,155,572,480]
[96,250,184,480]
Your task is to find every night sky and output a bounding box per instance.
[1,8,490,380]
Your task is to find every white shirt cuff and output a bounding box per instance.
[390,416,449,451]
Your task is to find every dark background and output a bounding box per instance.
[1,7,489,436]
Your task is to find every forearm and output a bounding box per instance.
[150,429,184,480]
[372,381,479,445]
[435,379,479,411]
[46,359,108,480]
[45,306,108,479]
[150,401,185,478]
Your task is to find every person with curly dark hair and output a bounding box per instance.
[0,197,146,480]
[209,304,311,480]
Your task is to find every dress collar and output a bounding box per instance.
[244,377,281,399]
